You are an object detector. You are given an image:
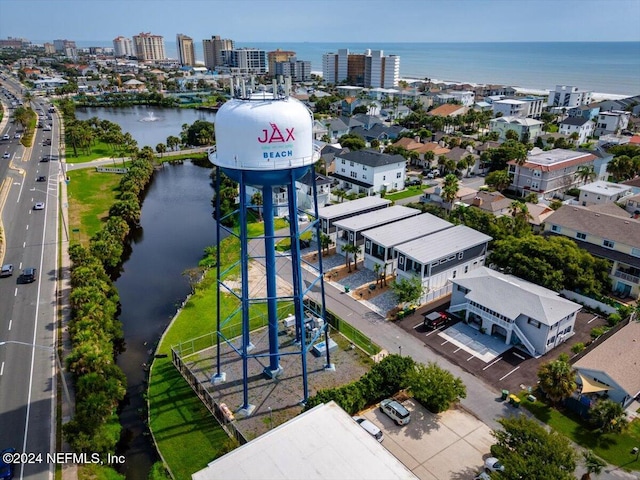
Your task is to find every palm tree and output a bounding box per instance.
[251,191,263,221]
[589,399,629,433]
[537,353,576,405]
[441,174,459,212]
[341,243,360,272]
[575,165,596,185]
[581,450,605,480]
[320,233,333,256]
[155,143,166,158]
[570,131,580,146]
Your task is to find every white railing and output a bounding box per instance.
[614,270,640,284]
[467,304,513,331]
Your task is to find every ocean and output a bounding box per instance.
[77,41,640,96]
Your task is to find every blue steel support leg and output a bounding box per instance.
[212,166,225,384]
[263,185,281,376]
[238,177,253,413]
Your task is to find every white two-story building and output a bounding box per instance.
[449,267,582,357]
[331,150,407,196]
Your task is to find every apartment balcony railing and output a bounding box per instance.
[614,270,640,284]
[467,304,513,331]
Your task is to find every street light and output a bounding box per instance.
[0,340,71,406]
[398,345,402,357]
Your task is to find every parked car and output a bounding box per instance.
[2,152,9,159]
[0,264,14,277]
[379,398,411,425]
[36,176,46,182]
[484,457,504,473]
[21,267,37,283]
[0,447,16,480]
[13,133,20,139]
[1,134,9,140]
[352,416,384,442]
[423,311,448,330]
[33,202,44,210]
[406,177,422,186]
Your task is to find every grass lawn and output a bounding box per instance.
[66,140,121,164]
[519,393,640,471]
[384,185,426,201]
[67,168,123,244]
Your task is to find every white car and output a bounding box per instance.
[1,134,9,140]
[14,133,20,139]
[379,398,411,425]
[352,416,383,442]
[2,152,9,159]
[33,202,45,210]
[484,457,505,473]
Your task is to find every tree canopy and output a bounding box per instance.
[537,353,576,404]
[488,235,611,296]
[404,362,466,413]
[491,415,576,480]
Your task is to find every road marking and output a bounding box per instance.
[441,340,449,346]
[26,224,28,230]
[467,354,476,361]
[425,329,440,337]
[483,357,502,370]
[23,241,26,248]
[8,320,12,330]
[587,316,599,324]
[14,288,18,296]
[413,322,422,329]
[0,362,4,376]
[513,352,525,360]
[19,262,22,269]
[453,347,461,353]
[499,366,520,381]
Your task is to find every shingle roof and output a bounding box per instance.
[452,267,582,326]
[337,150,406,168]
[428,104,466,117]
[560,117,593,127]
[546,204,640,247]
[574,321,640,399]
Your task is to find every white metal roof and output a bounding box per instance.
[362,213,453,247]
[394,225,491,264]
[333,205,420,232]
[192,401,418,480]
[316,196,391,220]
[451,267,582,326]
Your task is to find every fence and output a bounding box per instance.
[560,290,618,315]
[304,298,381,356]
[171,347,247,445]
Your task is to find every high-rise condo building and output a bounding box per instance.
[133,32,166,61]
[176,34,196,66]
[267,49,296,75]
[222,48,268,75]
[202,35,234,70]
[53,39,77,58]
[322,48,400,88]
[113,36,134,57]
[273,58,312,82]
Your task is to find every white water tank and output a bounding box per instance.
[213,95,316,171]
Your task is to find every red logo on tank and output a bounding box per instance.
[258,123,295,143]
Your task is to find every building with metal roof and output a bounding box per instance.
[394,225,492,304]
[314,196,391,243]
[192,401,418,480]
[449,267,582,357]
[362,213,453,275]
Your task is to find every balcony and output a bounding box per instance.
[614,269,640,284]
[467,304,513,331]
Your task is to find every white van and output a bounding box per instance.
[352,416,383,442]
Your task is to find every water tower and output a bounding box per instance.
[210,78,332,416]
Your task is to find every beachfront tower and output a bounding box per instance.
[209,78,332,415]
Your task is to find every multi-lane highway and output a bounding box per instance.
[0,79,61,480]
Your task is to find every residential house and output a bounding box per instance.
[449,267,581,357]
[428,103,467,118]
[318,144,349,174]
[623,193,640,218]
[526,202,555,232]
[507,148,599,199]
[459,190,512,216]
[567,104,601,121]
[445,90,475,106]
[336,86,364,97]
[394,225,492,303]
[621,176,640,194]
[443,146,479,174]
[558,117,595,145]
[314,196,391,244]
[544,204,640,299]
[391,137,450,168]
[324,118,350,143]
[577,181,632,206]
[312,120,329,141]
[573,320,640,408]
[421,185,478,208]
[332,150,407,195]
[598,94,640,117]
[297,171,333,210]
[350,123,407,143]
[333,205,421,258]
[362,213,453,276]
[594,110,631,137]
[489,116,543,142]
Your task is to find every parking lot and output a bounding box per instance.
[361,399,494,480]
[397,309,608,394]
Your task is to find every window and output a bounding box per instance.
[603,239,615,249]
[396,172,402,178]
[399,256,405,266]
[341,159,345,164]
[531,181,539,190]
[350,171,357,178]
[576,232,586,240]
[458,252,463,260]
[341,168,345,173]
[349,161,354,167]
[362,166,367,171]
[464,266,468,273]
[533,170,541,177]
[383,175,386,181]
[452,270,456,278]
[528,318,541,328]
[631,248,640,258]
[551,224,561,233]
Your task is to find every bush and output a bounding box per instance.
[607,313,622,326]
[570,342,585,354]
[590,326,608,340]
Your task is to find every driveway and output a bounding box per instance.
[362,399,494,480]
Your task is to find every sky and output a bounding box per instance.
[0,0,639,44]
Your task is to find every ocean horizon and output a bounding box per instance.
[70,40,640,96]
